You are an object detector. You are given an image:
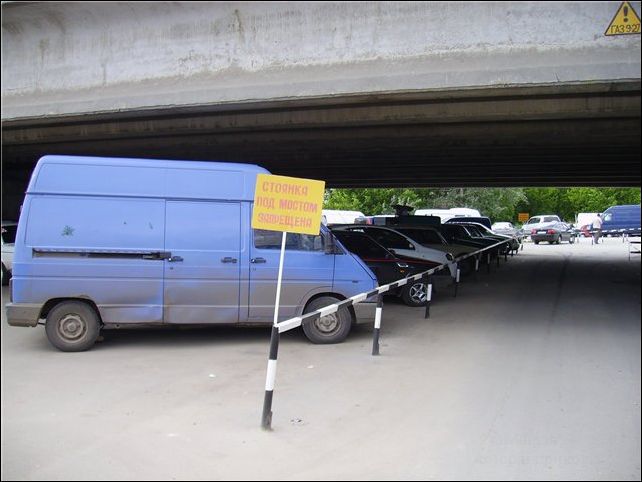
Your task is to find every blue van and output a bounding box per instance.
[600,204,641,235]
[6,156,378,351]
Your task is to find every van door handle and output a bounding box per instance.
[168,256,183,262]
[221,257,238,263]
[250,257,266,264]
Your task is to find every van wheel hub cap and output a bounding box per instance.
[59,314,86,340]
[316,314,339,334]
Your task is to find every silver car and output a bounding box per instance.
[520,215,561,239]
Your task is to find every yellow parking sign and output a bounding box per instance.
[251,174,325,235]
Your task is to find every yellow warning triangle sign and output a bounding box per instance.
[605,1,641,36]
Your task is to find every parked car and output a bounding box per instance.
[519,215,561,238]
[530,222,577,244]
[453,222,519,252]
[446,216,492,230]
[491,222,517,236]
[332,230,438,306]
[578,224,593,238]
[392,226,478,275]
[321,209,365,226]
[600,204,641,236]
[438,224,498,257]
[1,221,17,286]
[6,155,379,351]
[331,225,457,279]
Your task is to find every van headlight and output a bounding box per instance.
[446,253,454,262]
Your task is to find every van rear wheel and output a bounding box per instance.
[45,301,101,352]
[302,296,352,344]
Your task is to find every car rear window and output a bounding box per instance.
[543,216,559,223]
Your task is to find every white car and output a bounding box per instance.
[520,215,561,238]
[332,225,457,278]
[321,210,365,226]
[1,221,17,286]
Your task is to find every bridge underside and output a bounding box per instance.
[2,81,640,217]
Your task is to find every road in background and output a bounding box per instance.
[2,237,640,480]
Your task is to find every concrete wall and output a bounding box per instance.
[2,1,641,120]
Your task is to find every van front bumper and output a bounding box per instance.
[5,303,41,327]
[353,301,377,324]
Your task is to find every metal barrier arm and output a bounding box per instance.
[263,238,513,429]
[275,238,513,334]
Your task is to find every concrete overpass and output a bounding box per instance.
[2,1,641,217]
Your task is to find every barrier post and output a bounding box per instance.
[261,325,279,430]
[261,231,287,430]
[372,294,383,356]
[424,275,433,319]
[474,256,480,281]
[453,265,461,297]
[487,252,491,273]
[496,251,500,268]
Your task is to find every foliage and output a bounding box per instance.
[324,186,641,224]
[324,187,527,221]
[521,188,641,222]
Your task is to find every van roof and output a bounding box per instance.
[28,155,270,201]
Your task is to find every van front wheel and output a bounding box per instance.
[302,296,352,344]
[45,301,101,352]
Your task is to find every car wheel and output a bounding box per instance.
[555,236,561,245]
[534,241,540,245]
[401,281,428,307]
[1,263,8,286]
[569,235,575,244]
[302,296,352,344]
[45,301,101,352]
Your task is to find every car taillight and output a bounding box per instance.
[531,229,537,234]
[547,229,556,234]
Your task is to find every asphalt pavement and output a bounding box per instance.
[1,236,640,480]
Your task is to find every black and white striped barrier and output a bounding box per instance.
[587,228,641,245]
[372,294,383,356]
[261,237,513,429]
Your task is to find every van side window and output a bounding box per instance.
[253,230,323,251]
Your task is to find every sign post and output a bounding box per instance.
[253,174,325,430]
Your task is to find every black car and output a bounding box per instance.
[451,222,517,253]
[438,223,499,260]
[530,222,577,245]
[333,230,439,306]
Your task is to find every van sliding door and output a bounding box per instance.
[164,201,241,324]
